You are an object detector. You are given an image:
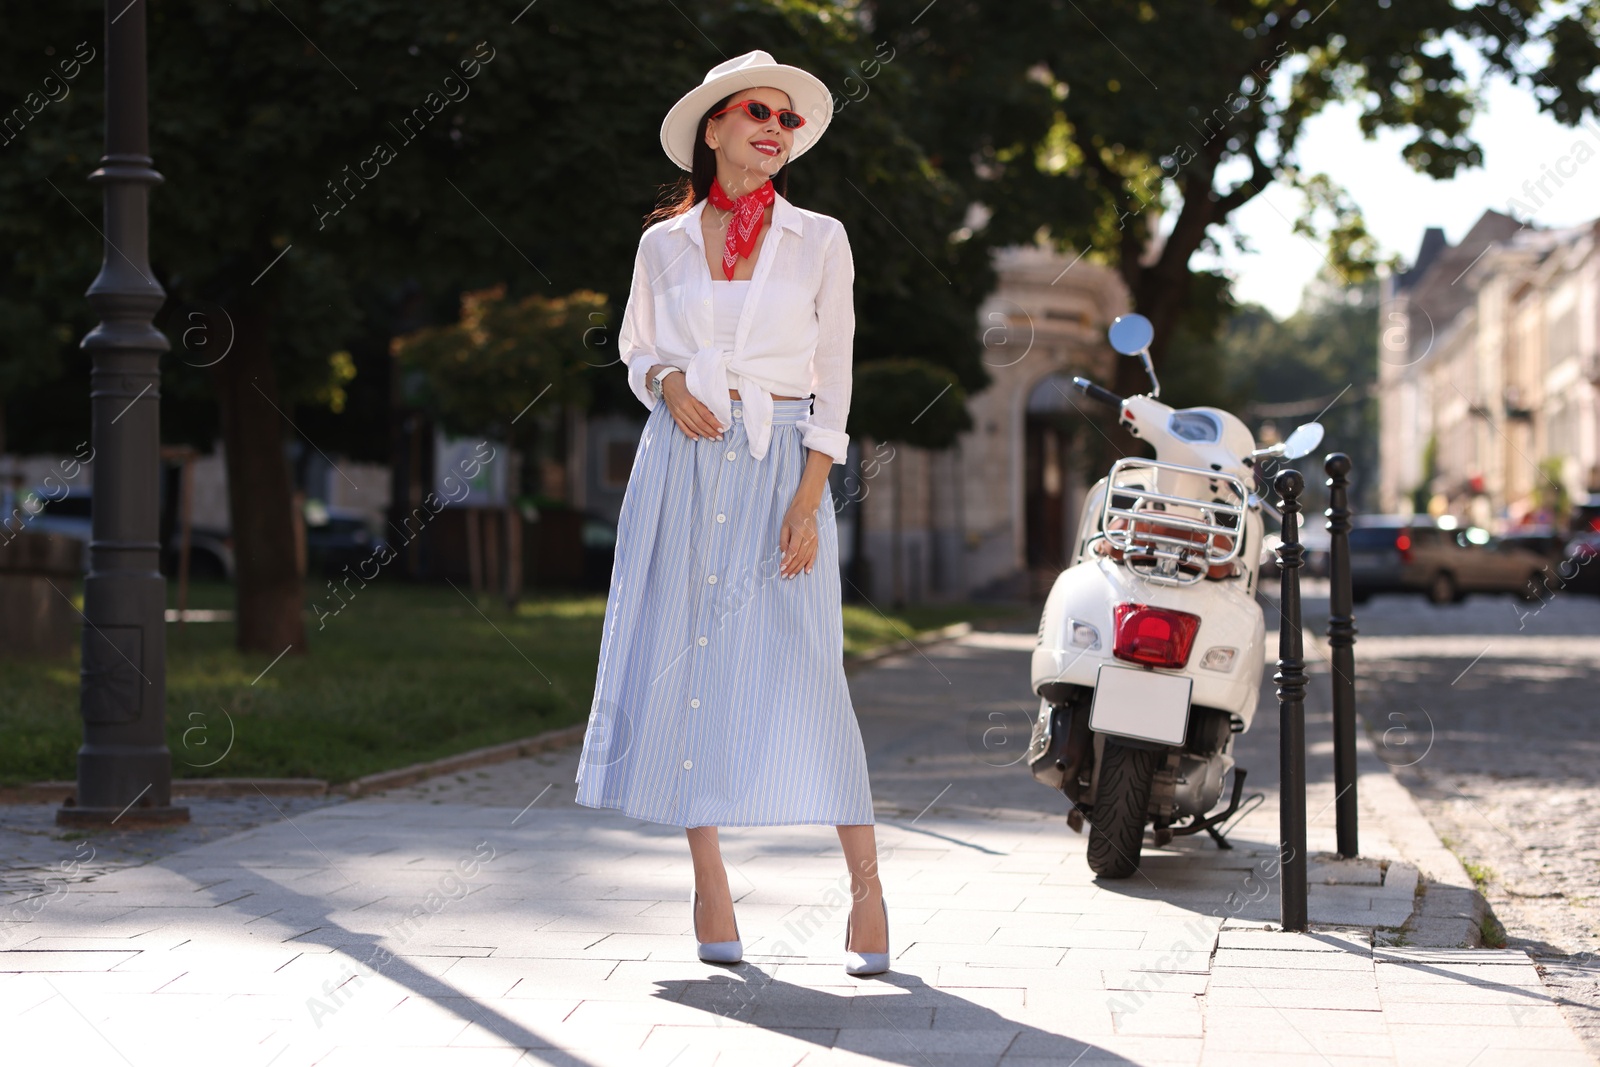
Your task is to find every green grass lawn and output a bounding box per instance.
[840,600,1022,656]
[0,580,1025,787]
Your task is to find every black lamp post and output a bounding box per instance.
[58,0,188,828]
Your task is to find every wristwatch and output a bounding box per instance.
[647,363,682,400]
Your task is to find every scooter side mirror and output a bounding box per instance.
[1281,422,1325,461]
[1108,314,1154,356]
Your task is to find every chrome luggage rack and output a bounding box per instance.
[1092,458,1248,585]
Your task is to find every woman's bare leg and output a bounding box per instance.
[685,826,738,942]
[837,824,886,952]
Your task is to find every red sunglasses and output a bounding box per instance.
[710,99,805,130]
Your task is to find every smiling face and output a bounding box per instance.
[704,86,795,193]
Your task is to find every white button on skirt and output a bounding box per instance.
[574,398,876,827]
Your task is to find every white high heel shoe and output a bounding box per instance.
[844,896,890,976]
[691,886,742,964]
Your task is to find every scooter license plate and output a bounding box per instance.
[1089,665,1192,746]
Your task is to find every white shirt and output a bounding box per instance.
[619,190,856,465]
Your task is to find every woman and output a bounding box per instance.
[573,51,889,977]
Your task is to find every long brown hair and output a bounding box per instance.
[644,90,791,228]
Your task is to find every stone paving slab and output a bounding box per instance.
[3,626,1593,1065]
[0,800,1588,1066]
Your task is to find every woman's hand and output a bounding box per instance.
[778,496,820,577]
[661,372,725,440]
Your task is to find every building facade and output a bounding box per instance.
[1378,212,1599,526]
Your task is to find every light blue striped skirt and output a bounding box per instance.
[573,397,876,828]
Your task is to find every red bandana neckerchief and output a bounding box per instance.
[707,177,775,281]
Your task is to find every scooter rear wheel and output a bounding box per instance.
[1086,740,1159,879]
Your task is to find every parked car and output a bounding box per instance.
[3,484,92,543]
[304,506,385,578]
[1349,516,1553,604]
[1570,493,1600,536]
[3,485,235,580]
[1259,524,1329,580]
[1501,525,1569,566]
[1559,529,1600,596]
[167,527,235,580]
[1302,526,1331,578]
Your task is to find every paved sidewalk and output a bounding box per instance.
[1,625,1592,1065]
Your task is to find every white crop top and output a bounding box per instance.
[711,280,750,356]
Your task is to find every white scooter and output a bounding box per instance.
[1024,313,1323,878]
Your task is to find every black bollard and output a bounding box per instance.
[1274,469,1309,932]
[1325,454,1359,858]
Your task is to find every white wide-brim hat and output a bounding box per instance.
[659,49,834,172]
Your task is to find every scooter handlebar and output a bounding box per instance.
[1072,376,1125,409]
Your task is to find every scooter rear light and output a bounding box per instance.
[1111,603,1201,670]
[1395,532,1412,563]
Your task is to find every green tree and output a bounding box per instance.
[390,283,605,465]
[1535,455,1570,525]
[20,1,1590,648]
[1220,272,1380,512]
[1,0,986,651]
[863,0,1600,395]
[1414,434,1440,515]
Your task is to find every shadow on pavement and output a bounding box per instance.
[657,970,1133,1064]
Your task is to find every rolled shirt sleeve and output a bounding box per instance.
[619,238,663,412]
[796,221,855,465]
